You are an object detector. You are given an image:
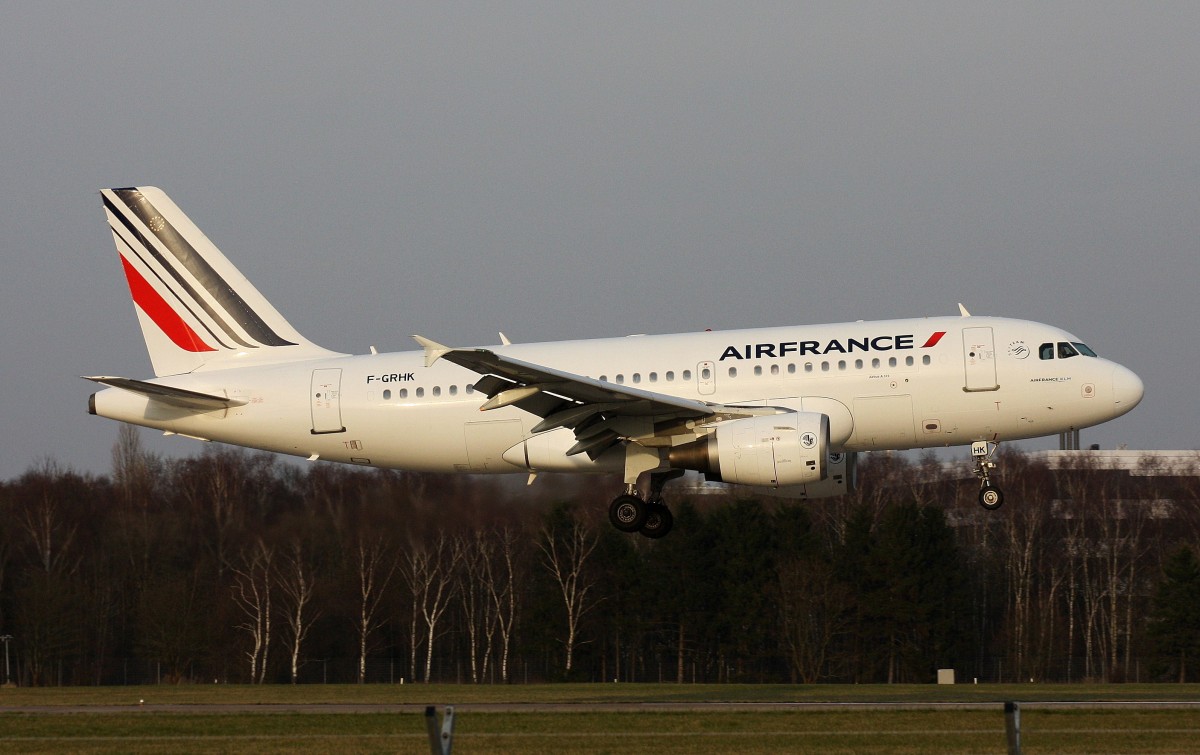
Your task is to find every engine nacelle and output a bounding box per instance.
[750,451,858,499]
[668,412,829,487]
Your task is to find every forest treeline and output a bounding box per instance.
[2,427,1199,686]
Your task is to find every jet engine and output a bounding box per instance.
[751,451,858,499]
[668,412,829,487]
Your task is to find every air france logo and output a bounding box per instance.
[719,331,946,361]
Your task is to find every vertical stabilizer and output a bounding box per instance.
[101,187,340,376]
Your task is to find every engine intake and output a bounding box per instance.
[668,412,829,487]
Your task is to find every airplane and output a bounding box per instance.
[86,187,1144,538]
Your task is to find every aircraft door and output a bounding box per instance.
[465,420,524,471]
[697,361,716,396]
[963,327,999,392]
[310,368,346,434]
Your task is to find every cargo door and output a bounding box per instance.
[850,395,916,449]
[465,420,524,471]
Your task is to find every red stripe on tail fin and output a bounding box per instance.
[120,255,216,353]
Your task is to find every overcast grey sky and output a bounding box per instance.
[1,3,1196,480]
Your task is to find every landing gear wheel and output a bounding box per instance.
[609,494,648,532]
[639,503,674,539]
[979,482,1005,510]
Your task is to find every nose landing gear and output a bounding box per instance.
[972,441,1005,510]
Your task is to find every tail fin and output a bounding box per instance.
[102,187,341,376]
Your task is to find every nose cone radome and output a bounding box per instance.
[1111,364,1144,416]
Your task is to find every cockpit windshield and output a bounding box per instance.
[1039,341,1098,360]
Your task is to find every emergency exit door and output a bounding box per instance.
[310,368,345,434]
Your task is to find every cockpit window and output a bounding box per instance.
[1039,342,1055,360]
[1058,342,1079,359]
[1073,342,1098,357]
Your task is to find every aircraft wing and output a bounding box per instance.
[413,336,773,457]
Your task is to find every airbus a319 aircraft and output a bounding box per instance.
[87,187,1144,538]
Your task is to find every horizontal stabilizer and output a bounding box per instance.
[83,376,247,411]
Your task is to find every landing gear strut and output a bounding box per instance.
[607,470,682,538]
[972,441,1005,510]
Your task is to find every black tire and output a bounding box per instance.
[639,503,674,539]
[609,494,648,532]
[979,482,1004,510]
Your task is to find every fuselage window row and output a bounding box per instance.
[377,353,936,403]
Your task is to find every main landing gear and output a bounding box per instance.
[608,470,682,539]
[972,441,1005,510]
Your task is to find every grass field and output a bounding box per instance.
[3,684,1200,753]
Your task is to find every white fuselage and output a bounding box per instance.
[90,315,1143,475]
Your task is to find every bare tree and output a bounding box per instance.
[539,513,600,677]
[401,532,460,682]
[350,534,396,684]
[777,554,851,683]
[110,424,160,581]
[996,456,1056,681]
[17,460,79,576]
[456,530,497,683]
[278,539,318,684]
[488,526,523,683]
[231,538,275,684]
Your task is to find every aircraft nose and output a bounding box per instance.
[1111,364,1144,415]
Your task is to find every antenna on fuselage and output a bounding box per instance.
[958,303,972,317]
